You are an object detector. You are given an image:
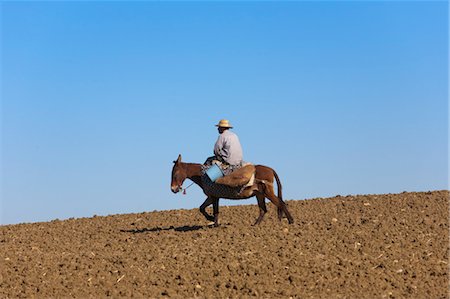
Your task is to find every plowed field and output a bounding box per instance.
[1,191,448,298]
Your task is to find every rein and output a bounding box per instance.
[181,181,195,195]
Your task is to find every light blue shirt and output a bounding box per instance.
[214,130,243,166]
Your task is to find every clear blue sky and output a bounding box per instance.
[1,1,448,225]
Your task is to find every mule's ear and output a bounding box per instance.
[177,154,182,163]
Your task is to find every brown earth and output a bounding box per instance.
[0,191,449,298]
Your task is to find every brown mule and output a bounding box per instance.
[171,154,294,226]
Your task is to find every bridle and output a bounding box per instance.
[172,160,195,194]
[173,170,195,194]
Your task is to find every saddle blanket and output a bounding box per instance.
[201,163,255,199]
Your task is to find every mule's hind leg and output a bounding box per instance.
[263,184,294,224]
[199,197,215,222]
[254,193,267,225]
[277,206,284,221]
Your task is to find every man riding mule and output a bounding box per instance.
[171,119,294,226]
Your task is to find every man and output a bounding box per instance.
[205,119,244,175]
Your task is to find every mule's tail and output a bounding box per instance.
[273,168,294,223]
[273,169,283,201]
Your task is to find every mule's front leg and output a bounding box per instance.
[212,197,220,227]
[199,197,215,222]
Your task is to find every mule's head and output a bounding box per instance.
[171,154,187,193]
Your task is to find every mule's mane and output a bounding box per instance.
[181,162,202,167]
[179,161,203,178]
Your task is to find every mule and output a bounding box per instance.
[170,154,294,226]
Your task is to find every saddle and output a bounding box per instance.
[215,164,256,188]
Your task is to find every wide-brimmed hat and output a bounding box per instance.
[215,119,233,128]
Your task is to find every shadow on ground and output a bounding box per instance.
[121,225,206,233]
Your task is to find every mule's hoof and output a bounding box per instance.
[207,221,220,227]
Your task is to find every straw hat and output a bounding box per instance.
[215,119,233,128]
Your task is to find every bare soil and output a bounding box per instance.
[1,191,448,298]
